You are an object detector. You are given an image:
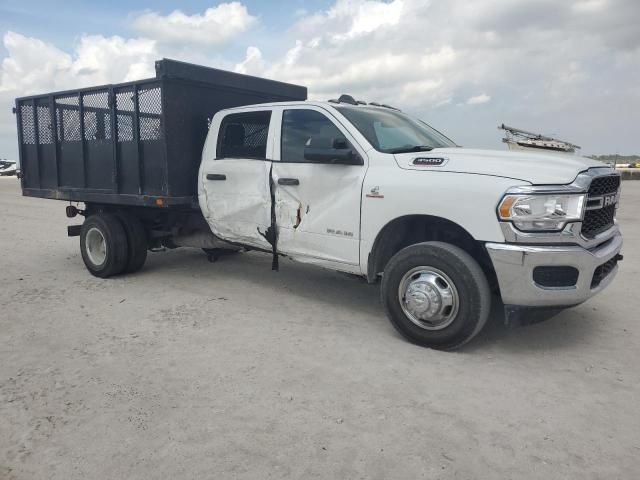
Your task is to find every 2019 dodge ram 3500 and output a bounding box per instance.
[15,59,623,349]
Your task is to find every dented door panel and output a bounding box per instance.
[273,163,363,265]
[200,159,272,250]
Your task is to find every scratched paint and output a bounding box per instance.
[199,159,273,250]
[272,162,362,265]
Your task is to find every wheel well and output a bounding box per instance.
[367,215,498,289]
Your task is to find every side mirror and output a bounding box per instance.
[303,146,361,165]
[332,137,349,149]
[302,137,361,165]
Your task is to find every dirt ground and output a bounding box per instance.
[1,177,638,479]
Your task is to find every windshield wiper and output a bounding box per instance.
[387,145,434,154]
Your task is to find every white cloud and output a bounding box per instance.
[132,2,257,46]
[330,0,404,40]
[0,31,157,95]
[1,0,640,158]
[0,31,72,93]
[72,36,157,82]
[466,93,491,105]
[572,0,609,13]
[234,46,264,74]
[238,0,639,153]
[236,1,462,106]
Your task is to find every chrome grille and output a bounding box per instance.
[582,174,620,239]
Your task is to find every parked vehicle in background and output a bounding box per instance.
[0,160,17,176]
[13,59,624,349]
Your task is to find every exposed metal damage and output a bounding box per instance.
[257,163,279,271]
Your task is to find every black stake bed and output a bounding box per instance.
[15,58,307,208]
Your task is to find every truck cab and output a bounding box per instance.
[198,98,623,348]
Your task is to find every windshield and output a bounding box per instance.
[335,106,457,153]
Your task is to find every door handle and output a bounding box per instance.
[206,174,226,181]
[278,178,300,186]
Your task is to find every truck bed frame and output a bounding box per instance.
[15,59,307,208]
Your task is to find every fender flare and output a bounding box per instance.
[365,214,479,283]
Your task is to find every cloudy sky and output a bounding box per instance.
[0,0,638,159]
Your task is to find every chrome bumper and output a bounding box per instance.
[486,230,623,307]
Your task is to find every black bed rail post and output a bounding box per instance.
[32,99,41,189]
[49,95,60,187]
[109,87,119,193]
[160,79,169,197]
[132,84,143,195]
[15,100,25,187]
[78,92,86,188]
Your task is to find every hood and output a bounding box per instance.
[393,148,605,185]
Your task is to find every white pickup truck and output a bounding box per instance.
[196,98,623,348]
[15,61,623,349]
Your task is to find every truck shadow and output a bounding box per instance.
[466,296,598,353]
[144,247,386,321]
[143,248,598,352]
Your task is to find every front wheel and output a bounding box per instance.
[381,241,491,350]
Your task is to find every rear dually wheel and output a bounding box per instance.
[116,212,148,273]
[79,213,128,278]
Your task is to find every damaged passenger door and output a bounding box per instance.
[200,110,274,250]
[272,107,367,267]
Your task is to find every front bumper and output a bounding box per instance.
[486,230,623,307]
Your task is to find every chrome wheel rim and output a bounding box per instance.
[85,227,107,266]
[398,266,459,330]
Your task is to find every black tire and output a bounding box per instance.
[80,213,129,278]
[116,212,148,273]
[381,241,491,350]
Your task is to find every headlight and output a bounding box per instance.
[498,193,585,232]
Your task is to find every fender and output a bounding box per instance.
[365,214,482,283]
[359,167,523,279]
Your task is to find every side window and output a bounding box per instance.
[281,109,349,163]
[217,111,271,160]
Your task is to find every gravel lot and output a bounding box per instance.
[1,177,639,479]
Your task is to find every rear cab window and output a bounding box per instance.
[217,111,271,160]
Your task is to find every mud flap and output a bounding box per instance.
[67,225,82,237]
